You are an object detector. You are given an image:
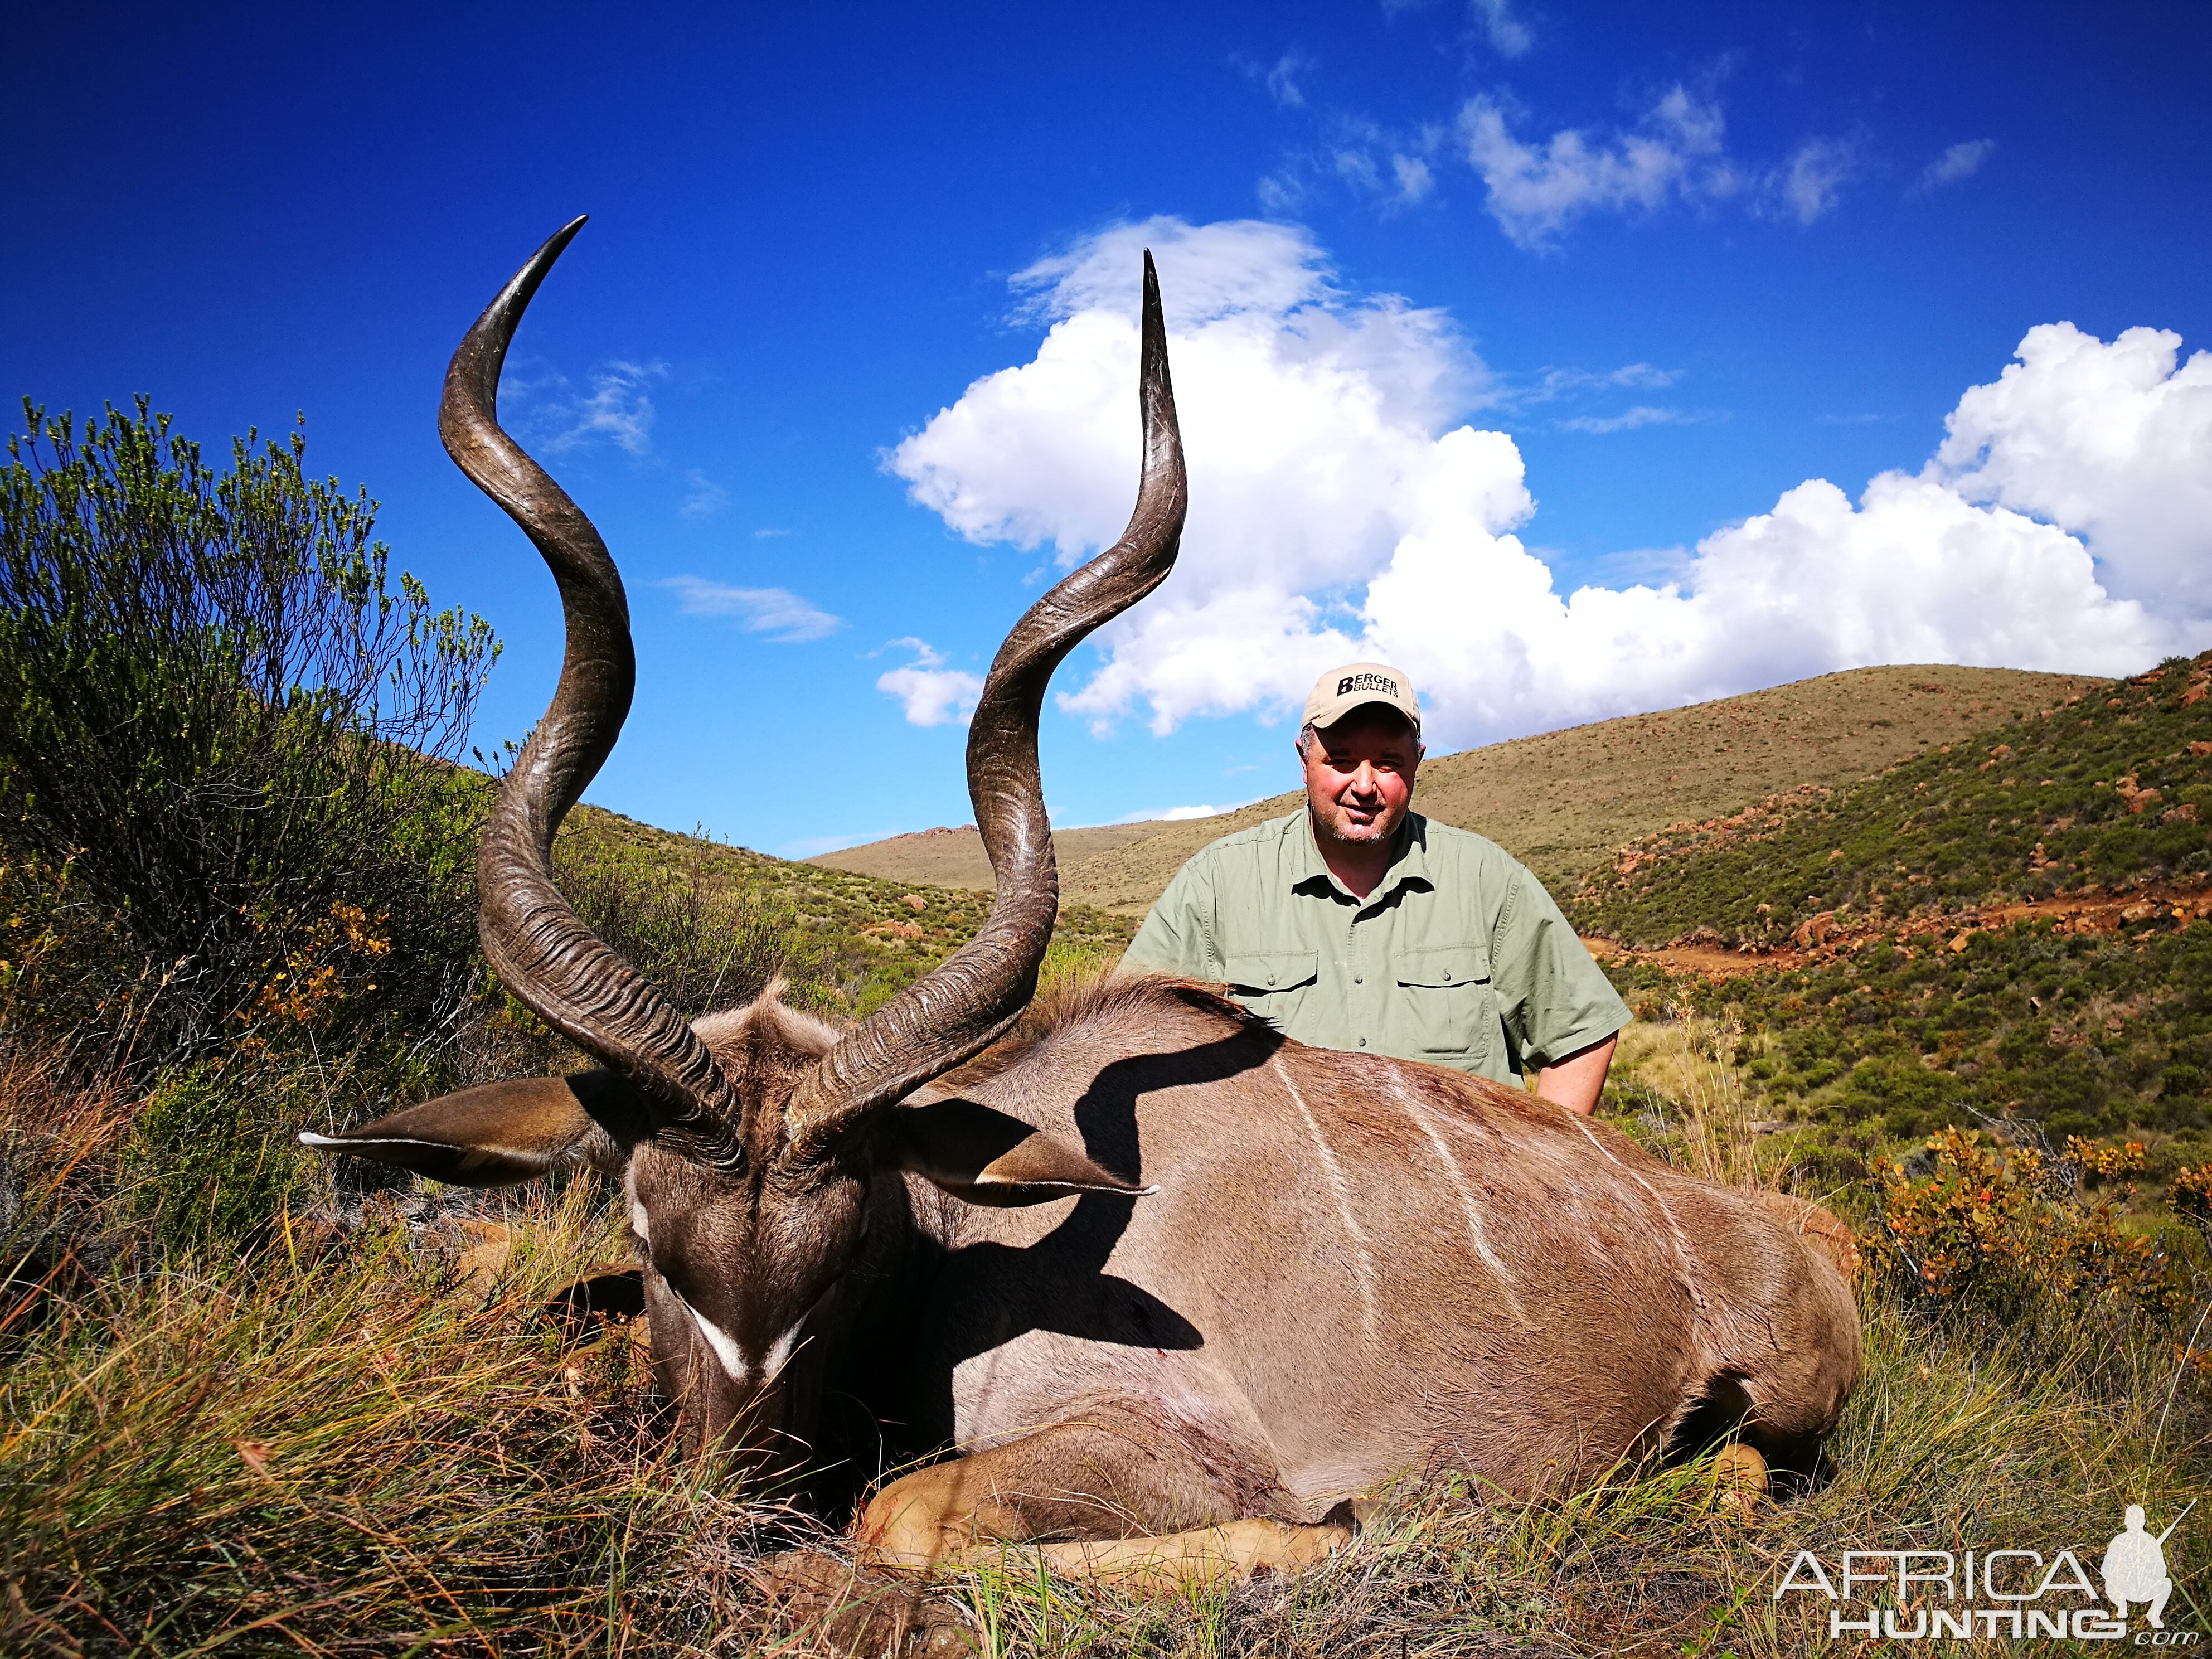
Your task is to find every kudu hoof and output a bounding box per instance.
[1711,1442,1770,1519]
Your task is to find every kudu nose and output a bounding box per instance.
[691,1374,808,1483]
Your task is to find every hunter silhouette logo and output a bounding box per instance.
[1777,1501,2198,1642]
[2105,1503,2190,1629]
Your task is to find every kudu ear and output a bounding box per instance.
[298,1071,638,1187]
[877,1098,1155,1208]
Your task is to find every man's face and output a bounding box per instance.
[1301,707,1421,848]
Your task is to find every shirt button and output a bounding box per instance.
[1442,970,1453,981]
[1354,975,1363,984]
[1267,973,1277,985]
[1358,1036,1368,1047]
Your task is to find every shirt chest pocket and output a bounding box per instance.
[1221,949,1320,1027]
[1393,943,1494,1058]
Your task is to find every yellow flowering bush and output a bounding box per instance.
[1869,1127,2190,1328]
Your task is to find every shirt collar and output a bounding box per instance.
[1289,808,1434,903]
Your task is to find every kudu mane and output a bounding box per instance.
[697,973,1263,1128]
[938,974,1264,1090]
[678,984,845,1162]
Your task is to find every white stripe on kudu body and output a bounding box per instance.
[1391,1080,1530,1325]
[1568,1112,1710,1318]
[1272,1057,1379,1346]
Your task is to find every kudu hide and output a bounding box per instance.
[306,221,1860,1570]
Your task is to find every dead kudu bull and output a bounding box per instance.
[305,221,1860,1585]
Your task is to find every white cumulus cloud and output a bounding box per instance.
[886,218,2208,753]
[875,638,986,727]
[1932,321,2212,616]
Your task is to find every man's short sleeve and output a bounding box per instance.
[1488,866,1631,1071]
[1120,856,1219,980]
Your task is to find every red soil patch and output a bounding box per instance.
[1583,882,2212,981]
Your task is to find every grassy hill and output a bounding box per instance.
[557,806,1135,1024]
[1574,651,2212,950]
[1591,652,2212,1147]
[813,663,2098,913]
[809,821,1160,889]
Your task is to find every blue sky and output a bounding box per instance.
[8,2,2209,856]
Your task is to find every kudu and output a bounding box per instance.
[306,220,1860,1581]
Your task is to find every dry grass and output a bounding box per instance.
[1601,1012,1769,1190]
[5,1022,2210,1656]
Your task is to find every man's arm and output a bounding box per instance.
[1119,858,1217,979]
[1490,864,1631,1117]
[1534,1031,1617,1117]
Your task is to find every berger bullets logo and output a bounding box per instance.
[1337,671,1400,696]
[1776,1502,2197,1643]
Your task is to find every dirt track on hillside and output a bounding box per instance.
[1582,882,2212,980]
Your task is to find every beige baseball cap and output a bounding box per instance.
[1302,662,1422,735]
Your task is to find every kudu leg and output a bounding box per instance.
[857,1417,1345,1588]
[1010,1517,1351,1593]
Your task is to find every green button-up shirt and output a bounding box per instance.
[1120,809,1629,1083]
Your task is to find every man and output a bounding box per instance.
[1121,662,1629,1114]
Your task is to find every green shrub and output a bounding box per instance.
[1612,917,2212,1139]
[0,399,497,1074]
[123,1059,309,1248]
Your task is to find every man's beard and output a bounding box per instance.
[1314,806,1401,846]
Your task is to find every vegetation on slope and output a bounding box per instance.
[0,400,498,1075]
[1573,652,2212,950]
[1607,912,2212,1146]
[563,807,1133,1024]
[808,820,1160,890]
